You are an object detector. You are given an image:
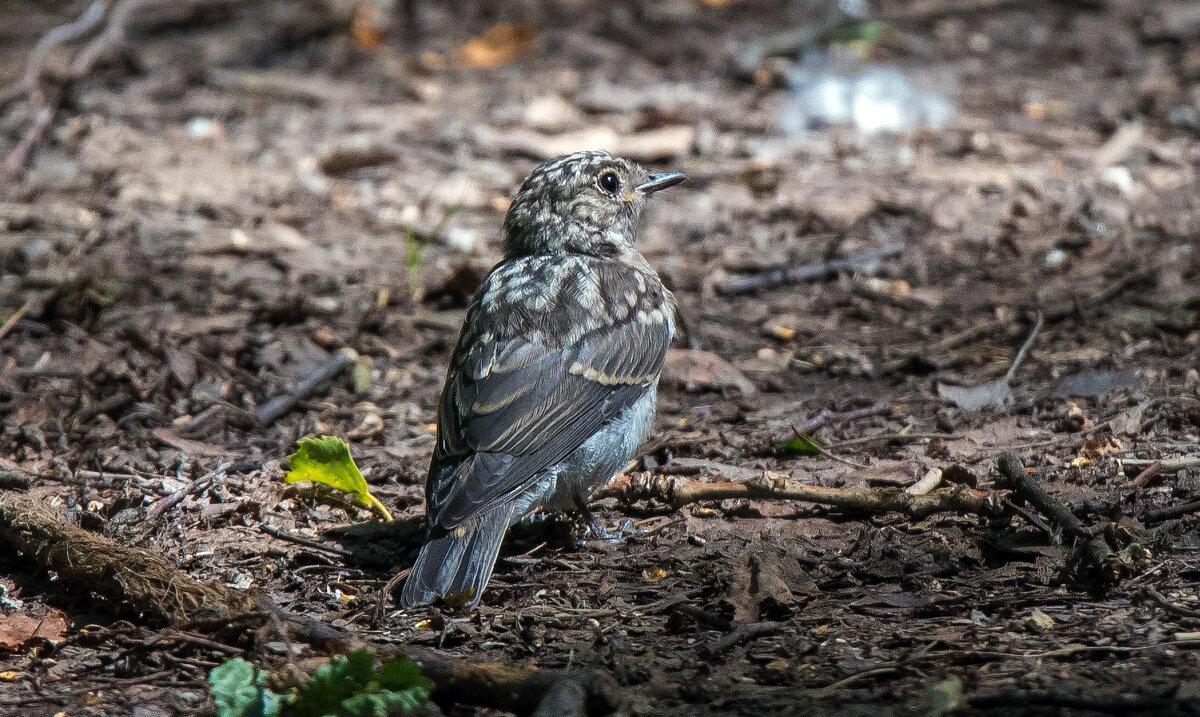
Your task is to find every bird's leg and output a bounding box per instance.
[573,492,617,542]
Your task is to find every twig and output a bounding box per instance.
[824,432,953,450]
[810,437,871,469]
[810,667,900,697]
[1,98,60,179]
[774,401,892,444]
[1143,586,1200,619]
[1125,461,1162,489]
[1120,456,1200,472]
[1143,499,1200,525]
[2,0,159,180]
[144,463,227,522]
[261,525,353,559]
[1001,498,1052,535]
[996,454,1123,582]
[0,302,31,342]
[716,243,903,296]
[701,621,782,657]
[254,347,358,424]
[2,0,106,103]
[70,0,153,78]
[596,471,1002,520]
[1003,310,1043,384]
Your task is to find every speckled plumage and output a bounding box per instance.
[401,151,684,608]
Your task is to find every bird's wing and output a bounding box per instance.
[425,291,671,530]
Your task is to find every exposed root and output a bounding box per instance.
[0,491,259,622]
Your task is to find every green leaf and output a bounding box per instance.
[776,432,822,459]
[827,20,890,47]
[284,436,393,521]
[926,676,964,716]
[436,587,476,611]
[209,658,286,717]
[286,650,432,717]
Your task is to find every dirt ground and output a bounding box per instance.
[2,0,1200,715]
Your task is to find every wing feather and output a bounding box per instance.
[425,270,672,530]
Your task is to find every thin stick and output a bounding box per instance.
[1125,461,1162,489]
[996,454,1121,582]
[597,472,1001,520]
[5,0,107,100]
[144,463,227,522]
[71,0,154,78]
[261,525,353,558]
[1143,586,1200,619]
[1121,456,1200,473]
[254,348,358,424]
[774,401,891,444]
[1,101,59,179]
[0,303,31,341]
[716,243,903,296]
[824,432,952,450]
[1004,310,1043,384]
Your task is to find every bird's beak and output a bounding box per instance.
[637,172,686,194]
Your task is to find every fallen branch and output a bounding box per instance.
[1143,586,1200,620]
[996,454,1124,583]
[595,471,1001,520]
[716,243,903,296]
[823,432,953,450]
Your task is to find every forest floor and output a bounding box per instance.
[1,0,1200,715]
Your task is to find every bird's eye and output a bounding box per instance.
[597,170,621,194]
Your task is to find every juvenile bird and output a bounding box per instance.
[401,151,684,608]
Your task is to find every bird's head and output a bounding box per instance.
[502,151,685,259]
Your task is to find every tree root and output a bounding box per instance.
[0,491,260,622]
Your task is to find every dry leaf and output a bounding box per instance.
[0,608,69,651]
[352,1,388,51]
[642,567,668,582]
[663,348,758,395]
[455,22,536,69]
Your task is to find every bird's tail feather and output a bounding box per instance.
[400,505,513,608]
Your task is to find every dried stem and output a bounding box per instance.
[996,454,1123,582]
[596,471,1001,520]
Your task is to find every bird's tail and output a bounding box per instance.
[400,505,514,608]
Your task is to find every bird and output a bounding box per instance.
[400,151,685,608]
